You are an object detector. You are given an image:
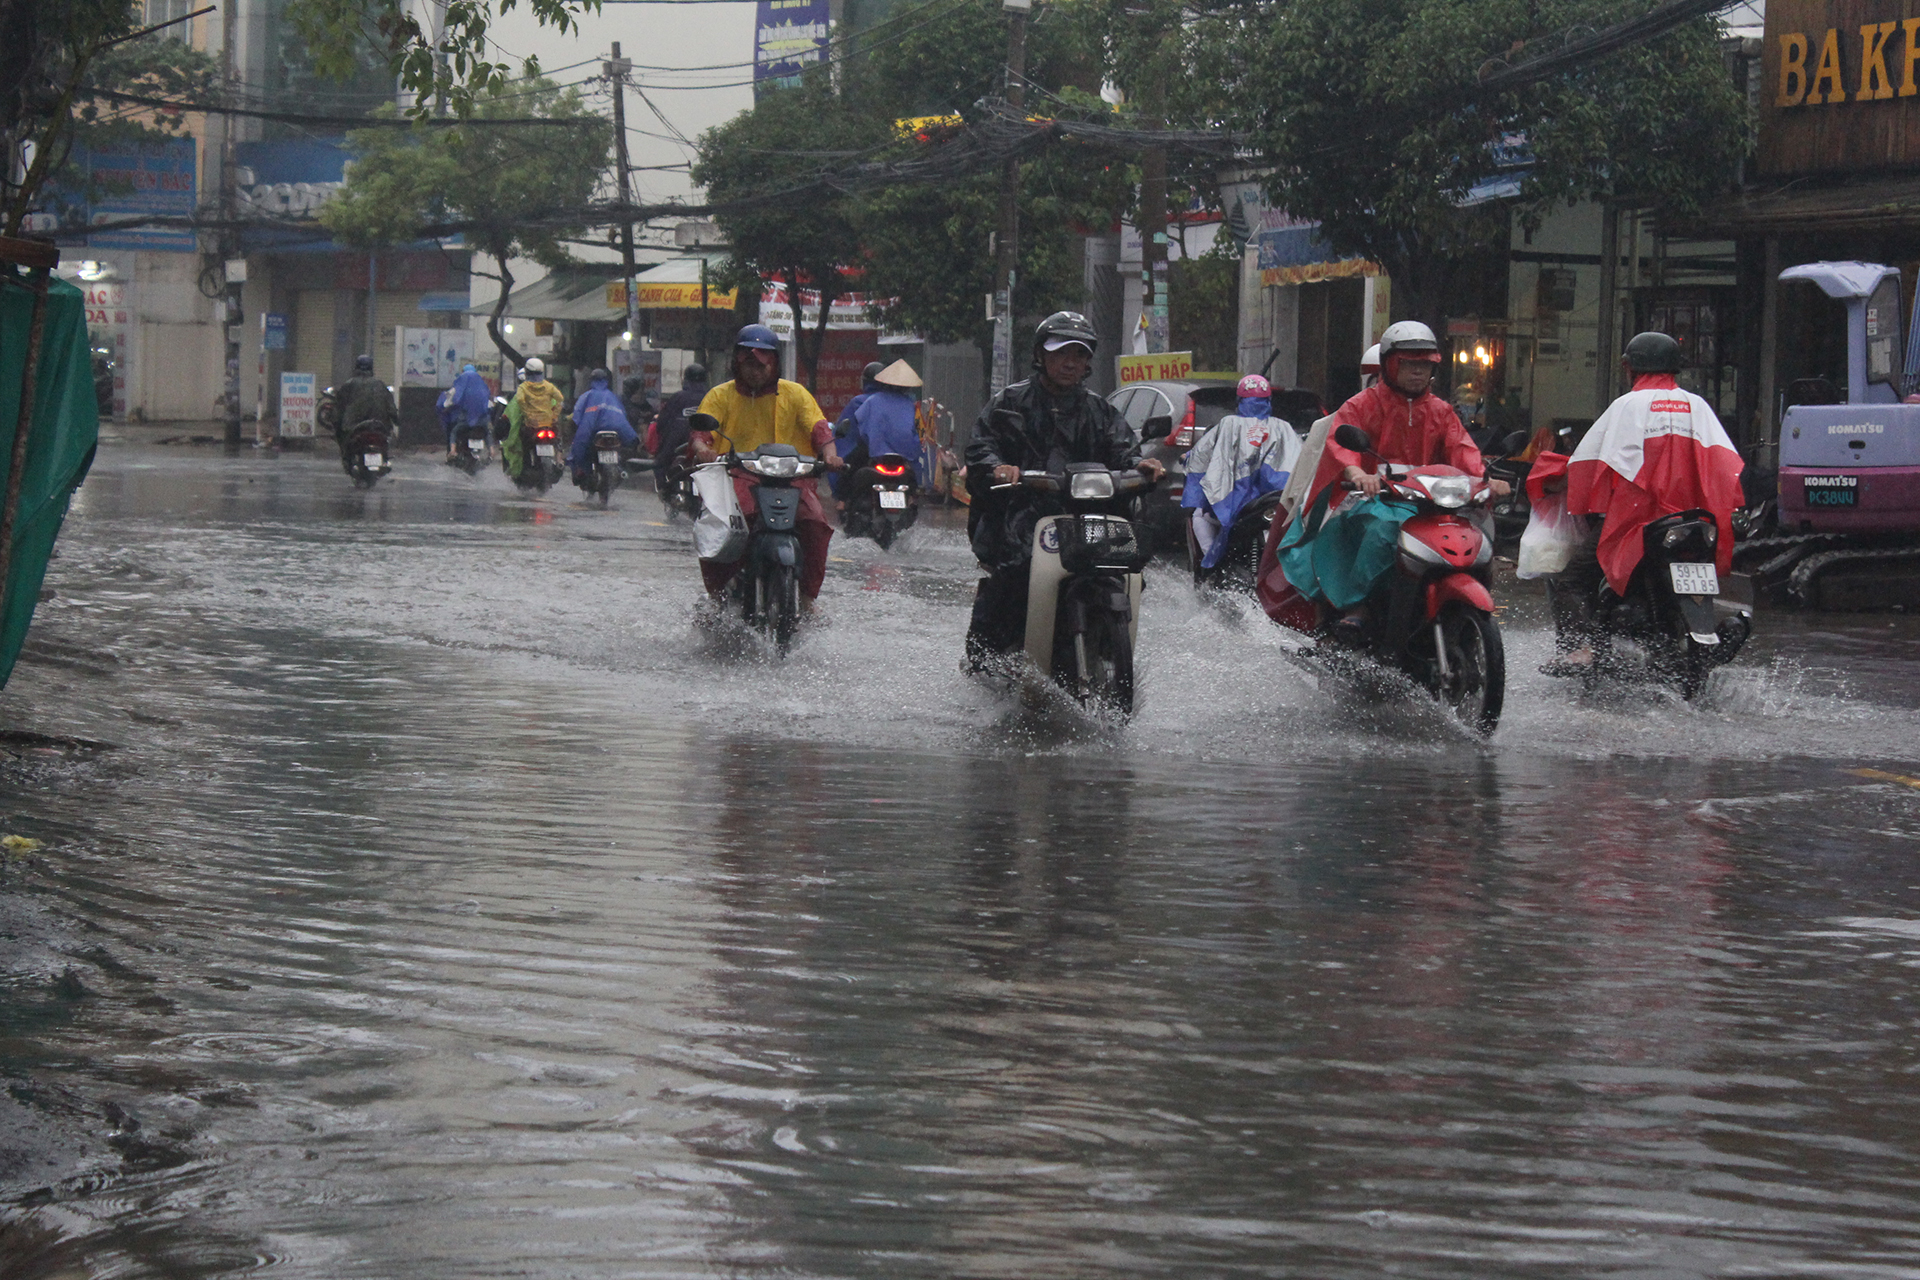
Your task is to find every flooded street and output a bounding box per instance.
[4,439,1920,1278]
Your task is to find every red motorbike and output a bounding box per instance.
[1255,424,1506,734]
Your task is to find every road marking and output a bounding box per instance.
[1852,768,1920,791]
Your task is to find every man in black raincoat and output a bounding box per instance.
[963,311,1162,666]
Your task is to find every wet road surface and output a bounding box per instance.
[2,441,1920,1278]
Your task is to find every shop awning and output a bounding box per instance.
[1685,175,1920,237]
[468,259,736,322]
[466,269,617,322]
[618,258,737,311]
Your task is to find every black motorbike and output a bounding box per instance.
[342,419,393,488]
[1187,490,1283,593]
[995,462,1157,714]
[1550,509,1753,700]
[450,421,490,475]
[576,429,624,507]
[692,412,821,656]
[655,440,702,521]
[511,420,566,494]
[840,452,919,549]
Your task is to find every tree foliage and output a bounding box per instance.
[321,82,611,366]
[1186,0,1751,326]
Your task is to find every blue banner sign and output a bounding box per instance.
[88,139,198,252]
[754,0,828,98]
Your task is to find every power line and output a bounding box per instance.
[76,85,611,129]
[624,0,970,74]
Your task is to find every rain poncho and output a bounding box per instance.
[502,377,565,479]
[852,387,923,483]
[438,365,492,444]
[567,375,637,472]
[1180,406,1299,569]
[828,379,878,497]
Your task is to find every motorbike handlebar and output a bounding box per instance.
[990,468,1159,493]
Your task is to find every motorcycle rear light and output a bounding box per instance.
[536,429,556,440]
[875,463,907,476]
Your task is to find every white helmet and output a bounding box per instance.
[523,357,545,377]
[1361,343,1381,371]
[1377,321,1440,360]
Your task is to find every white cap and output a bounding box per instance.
[523,357,545,376]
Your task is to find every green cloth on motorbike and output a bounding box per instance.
[501,379,565,480]
[1277,488,1417,611]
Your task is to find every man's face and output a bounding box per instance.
[1389,353,1437,396]
[1040,344,1092,390]
[734,346,777,391]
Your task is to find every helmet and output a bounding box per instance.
[1033,311,1098,357]
[590,366,611,384]
[1623,330,1682,373]
[1361,343,1381,371]
[684,363,708,385]
[1377,321,1441,362]
[354,354,373,374]
[524,357,546,377]
[734,324,779,351]
[862,361,885,384]
[1236,373,1271,399]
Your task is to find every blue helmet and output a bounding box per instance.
[733,324,779,351]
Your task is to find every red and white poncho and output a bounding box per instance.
[1532,373,1744,595]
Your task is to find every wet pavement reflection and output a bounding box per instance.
[2,442,1919,1277]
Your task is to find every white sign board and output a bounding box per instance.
[280,372,317,437]
[395,327,478,389]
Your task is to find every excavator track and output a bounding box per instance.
[1788,544,1920,607]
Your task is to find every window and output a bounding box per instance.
[145,0,195,40]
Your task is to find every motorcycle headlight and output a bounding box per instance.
[1068,471,1115,501]
[1702,524,1717,546]
[746,454,800,478]
[1423,475,1472,509]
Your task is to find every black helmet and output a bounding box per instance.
[1033,311,1098,359]
[591,366,612,384]
[862,361,885,384]
[1624,331,1682,373]
[684,363,707,385]
[354,354,374,374]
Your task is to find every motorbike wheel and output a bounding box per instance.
[1072,605,1135,715]
[1670,637,1713,701]
[875,519,896,551]
[1435,602,1504,735]
[771,564,799,655]
[597,470,612,509]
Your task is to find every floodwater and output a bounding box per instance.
[2,441,1920,1278]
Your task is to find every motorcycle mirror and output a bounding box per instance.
[1333,423,1374,454]
[1500,429,1532,455]
[688,412,722,434]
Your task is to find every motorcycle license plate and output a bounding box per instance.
[535,444,555,458]
[363,453,383,468]
[1670,562,1719,596]
[878,490,907,510]
[598,449,619,464]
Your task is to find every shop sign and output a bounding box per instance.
[395,327,476,388]
[263,313,288,350]
[280,372,317,437]
[753,0,827,99]
[1117,351,1193,384]
[1761,0,1920,175]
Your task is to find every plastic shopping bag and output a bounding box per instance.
[690,463,748,563]
[1515,490,1584,579]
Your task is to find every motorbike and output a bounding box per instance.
[511,419,566,494]
[318,386,340,439]
[655,440,702,521]
[1548,510,1753,700]
[691,412,821,656]
[450,420,490,475]
[840,452,920,549]
[342,419,393,488]
[1256,423,1506,734]
[581,429,629,508]
[1187,490,1284,594]
[996,462,1158,715]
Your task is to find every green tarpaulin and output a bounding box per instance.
[0,275,99,689]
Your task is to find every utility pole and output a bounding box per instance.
[220,0,242,451]
[606,43,640,377]
[1136,30,1170,356]
[990,0,1029,396]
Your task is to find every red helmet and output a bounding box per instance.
[1236,374,1271,398]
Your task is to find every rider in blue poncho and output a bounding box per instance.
[1181,374,1300,570]
[849,360,924,483]
[438,362,494,460]
[567,367,638,482]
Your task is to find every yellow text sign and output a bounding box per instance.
[1116,351,1193,385]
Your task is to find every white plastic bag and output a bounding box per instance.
[690,463,748,563]
[1515,490,1587,579]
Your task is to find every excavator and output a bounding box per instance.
[1736,261,1920,608]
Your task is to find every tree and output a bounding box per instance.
[1188,0,1750,329]
[320,82,611,368]
[2,0,219,237]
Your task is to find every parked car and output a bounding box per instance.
[1107,377,1238,557]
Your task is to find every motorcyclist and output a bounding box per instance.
[1182,373,1300,572]
[335,354,397,472]
[1531,331,1744,675]
[648,362,709,496]
[438,362,493,461]
[1360,343,1381,389]
[829,361,886,502]
[963,311,1165,666]
[567,367,639,486]
[1277,321,1507,640]
[842,359,925,489]
[621,373,654,430]
[689,324,841,607]
[500,357,566,483]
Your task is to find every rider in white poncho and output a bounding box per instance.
[1181,374,1302,569]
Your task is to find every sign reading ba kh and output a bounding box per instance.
[1761,0,1920,175]
[1117,351,1193,385]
